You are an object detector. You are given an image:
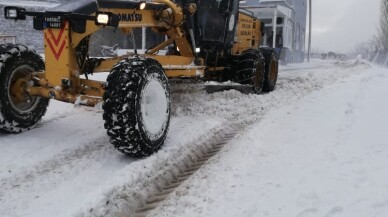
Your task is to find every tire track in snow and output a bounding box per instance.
[0,60,372,217]
[84,61,372,217]
[79,61,374,217]
[2,119,195,194]
[0,115,215,217]
[0,136,119,210]
[0,137,109,189]
[141,60,372,217]
[132,124,240,217]
[81,122,237,217]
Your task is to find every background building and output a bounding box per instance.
[241,0,308,63]
[0,0,308,61]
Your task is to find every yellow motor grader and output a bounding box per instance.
[1,0,278,157]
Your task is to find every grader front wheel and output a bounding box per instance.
[103,57,171,157]
[0,44,49,133]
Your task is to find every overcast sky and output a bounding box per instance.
[311,0,381,53]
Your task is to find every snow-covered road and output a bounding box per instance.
[0,59,384,217]
[150,63,388,217]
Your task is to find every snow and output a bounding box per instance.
[140,78,169,139]
[150,63,388,217]
[0,104,222,217]
[1,59,387,217]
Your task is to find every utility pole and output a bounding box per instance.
[307,0,312,62]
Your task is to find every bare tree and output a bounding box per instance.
[370,34,383,51]
[380,0,388,51]
[354,42,369,58]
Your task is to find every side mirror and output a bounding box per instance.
[4,6,26,20]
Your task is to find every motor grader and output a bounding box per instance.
[1,0,278,157]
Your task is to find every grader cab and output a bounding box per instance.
[0,0,278,157]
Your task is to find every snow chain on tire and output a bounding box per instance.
[103,57,171,157]
[0,44,49,133]
[235,49,265,93]
[260,47,279,92]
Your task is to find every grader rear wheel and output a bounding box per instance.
[103,57,171,157]
[236,50,265,93]
[260,48,279,92]
[0,44,49,133]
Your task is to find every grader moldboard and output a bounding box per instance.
[1,0,278,157]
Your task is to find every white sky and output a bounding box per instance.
[310,0,381,53]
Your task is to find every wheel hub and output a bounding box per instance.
[269,58,278,82]
[140,78,169,141]
[8,65,40,114]
[253,60,264,92]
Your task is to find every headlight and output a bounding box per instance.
[195,48,201,53]
[95,12,119,27]
[96,14,109,25]
[139,2,147,10]
[4,6,26,20]
[6,9,17,18]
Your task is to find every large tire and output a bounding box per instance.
[103,57,171,157]
[260,47,279,92]
[0,44,49,133]
[235,49,265,93]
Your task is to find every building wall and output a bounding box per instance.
[292,0,308,52]
[244,0,307,36]
[242,0,308,62]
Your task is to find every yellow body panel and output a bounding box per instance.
[44,22,79,88]
[232,13,262,54]
[99,9,164,28]
[19,1,267,107]
[33,0,197,106]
